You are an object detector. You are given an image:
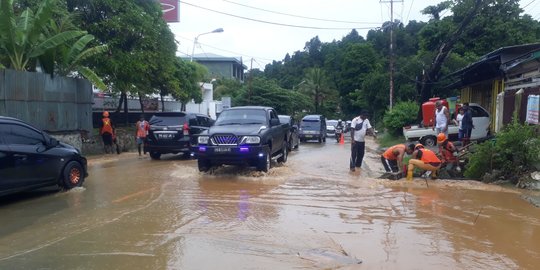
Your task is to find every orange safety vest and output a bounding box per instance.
[419,148,441,166]
[136,120,149,138]
[439,140,457,163]
[383,144,406,160]
[101,117,113,135]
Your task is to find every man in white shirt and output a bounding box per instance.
[350,110,374,172]
[433,100,450,137]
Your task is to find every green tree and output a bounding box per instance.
[66,0,178,116]
[0,0,85,71]
[299,68,337,114]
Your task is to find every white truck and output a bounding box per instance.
[403,103,491,146]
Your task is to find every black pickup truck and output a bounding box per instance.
[195,106,288,172]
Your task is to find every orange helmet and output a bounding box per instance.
[103,111,109,117]
[415,143,424,150]
[437,133,446,144]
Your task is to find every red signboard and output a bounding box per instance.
[160,0,180,23]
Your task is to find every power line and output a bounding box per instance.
[406,0,414,23]
[523,0,537,9]
[181,1,378,30]
[222,0,382,24]
[175,35,275,65]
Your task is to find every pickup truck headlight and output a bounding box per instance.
[198,136,209,144]
[241,136,261,144]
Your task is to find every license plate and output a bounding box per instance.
[214,147,231,153]
[305,135,312,138]
[158,134,174,139]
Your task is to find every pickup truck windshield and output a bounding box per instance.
[301,120,321,130]
[215,109,267,126]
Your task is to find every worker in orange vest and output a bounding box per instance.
[407,144,442,180]
[381,143,414,173]
[437,133,458,166]
[135,115,150,157]
[100,111,114,154]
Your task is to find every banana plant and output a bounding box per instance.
[0,0,85,70]
[56,34,108,91]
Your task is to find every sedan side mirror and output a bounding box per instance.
[48,138,60,148]
[270,119,280,126]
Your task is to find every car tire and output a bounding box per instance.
[198,158,211,172]
[421,136,437,147]
[182,152,191,159]
[61,161,85,189]
[318,137,322,143]
[257,148,271,172]
[287,139,292,152]
[150,152,161,160]
[277,144,287,163]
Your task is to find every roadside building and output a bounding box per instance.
[187,53,247,82]
[448,43,540,132]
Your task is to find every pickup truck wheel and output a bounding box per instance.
[150,152,161,160]
[257,149,271,172]
[287,139,292,152]
[277,144,288,163]
[421,136,437,147]
[198,158,211,172]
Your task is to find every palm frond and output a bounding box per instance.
[66,34,94,65]
[16,9,34,47]
[0,0,17,52]
[29,30,85,58]
[72,44,108,65]
[78,66,107,91]
[30,0,55,39]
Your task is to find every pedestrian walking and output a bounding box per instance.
[432,100,450,137]
[461,103,474,146]
[407,144,442,180]
[136,115,150,157]
[381,143,414,173]
[350,110,375,172]
[100,111,114,154]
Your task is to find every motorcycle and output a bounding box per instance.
[335,126,343,143]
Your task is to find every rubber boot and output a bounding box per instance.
[406,170,413,181]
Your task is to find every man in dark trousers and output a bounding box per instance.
[350,110,375,172]
[461,103,474,146]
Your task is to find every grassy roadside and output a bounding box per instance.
[376,132,405,148]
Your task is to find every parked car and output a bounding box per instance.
[299,115,326,143]
[326,119,338,137]
[403,103,491,146]
[144,112,214,160]
[195,106,288,172]
[0,116,88,197]
[279,115,300,151]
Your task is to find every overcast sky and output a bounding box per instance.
[168,0,540,70]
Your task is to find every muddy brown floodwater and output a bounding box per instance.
[1,137,539,269]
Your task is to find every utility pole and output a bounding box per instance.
[380,0,403,109]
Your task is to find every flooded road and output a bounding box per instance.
[1,138,539,269]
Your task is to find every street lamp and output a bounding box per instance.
[190,28,224,62]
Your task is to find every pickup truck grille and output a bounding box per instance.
[211,135,239,145]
